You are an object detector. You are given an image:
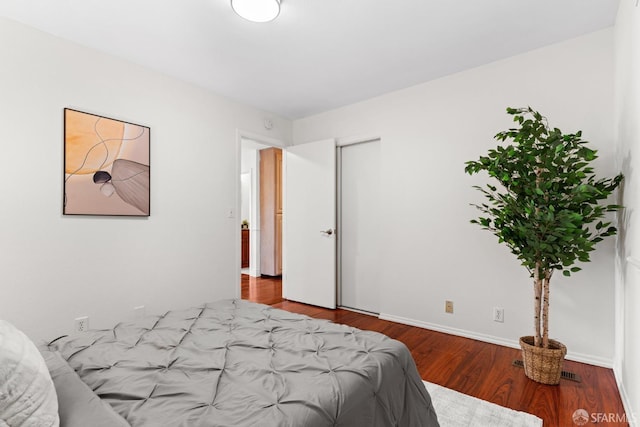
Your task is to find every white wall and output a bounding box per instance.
[0,17,291,342]
[614,1,640,424]
[293,29,618,365]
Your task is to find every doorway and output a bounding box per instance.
[241,136,380,312]
[338,139,381,314]
[239,137,284,303]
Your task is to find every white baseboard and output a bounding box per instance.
[379,312,520,349]
[378,313,613,368]
[614,365,638,427]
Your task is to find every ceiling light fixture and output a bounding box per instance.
[231,0,281,23]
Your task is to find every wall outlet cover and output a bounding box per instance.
[445,300,454,314]
[74,316,89,332]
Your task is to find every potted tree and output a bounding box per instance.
[464,107,623,385]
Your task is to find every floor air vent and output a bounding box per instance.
[512,359,582,383]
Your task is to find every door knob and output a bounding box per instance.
[320,229,334,236]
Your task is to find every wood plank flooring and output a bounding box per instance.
[241,274,628,427]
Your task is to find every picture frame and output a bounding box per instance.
[63,108,150,216]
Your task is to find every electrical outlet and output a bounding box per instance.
[74,316,89,332]
[445,300,454,314]
[134,305,145,320]
[493,307,504,323]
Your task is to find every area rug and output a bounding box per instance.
[423,381,543,427]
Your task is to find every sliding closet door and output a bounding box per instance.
[340,140,381,314]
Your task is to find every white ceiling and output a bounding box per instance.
[0,0,620,119]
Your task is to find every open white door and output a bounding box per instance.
[283,139,336,309]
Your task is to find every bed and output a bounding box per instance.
[33,299,439,426]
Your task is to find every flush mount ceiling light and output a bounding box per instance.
[231,0,281,23]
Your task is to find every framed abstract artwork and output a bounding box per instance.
[63,108,150,216]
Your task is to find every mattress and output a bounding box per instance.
[46,299,439,426]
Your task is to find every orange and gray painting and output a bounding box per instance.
[64,109,150,216]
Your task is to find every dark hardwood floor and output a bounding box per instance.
[241,274,628,427]
[241,273,283,305]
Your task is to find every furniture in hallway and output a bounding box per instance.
[241,228,249,268]
[259,147,282,276]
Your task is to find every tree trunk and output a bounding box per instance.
[533,168,544,348]
[533,262,543,347]
[542,270,552,348]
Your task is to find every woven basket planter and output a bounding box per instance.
[519,336,567,385]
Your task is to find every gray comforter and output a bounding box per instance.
[47,299,439,426]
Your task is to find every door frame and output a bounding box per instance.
[235,131,380,306]
[336,136,381,310]
[235,130,286,299]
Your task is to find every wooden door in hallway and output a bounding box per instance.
[259,147,282,276]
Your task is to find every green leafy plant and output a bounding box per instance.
[464,107,623,349]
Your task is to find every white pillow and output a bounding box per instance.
[0,320,59,427]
